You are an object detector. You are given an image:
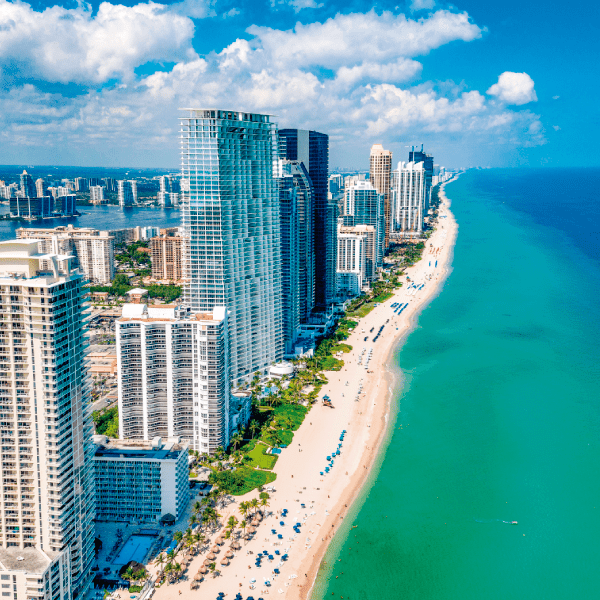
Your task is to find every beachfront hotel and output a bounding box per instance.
[180,109,283,384]
[0,241,95,600]
[278,128,335,308]
[116,303,235,453]
[390,161,427,236]
[93,437,189,523]
[369,144,393,249]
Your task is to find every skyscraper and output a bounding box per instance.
[369,144,393,250]
[279,129,335,308]
[117,180,136,206]
[35,178,48,198]
[180,109,283,384]
[409,145,434,212]
[19,170,35,198]
[344,180,385,267]
[0,240,95,599]
[390,161,426,236]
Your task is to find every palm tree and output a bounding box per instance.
[173,530,183,548]
[227,515,238,530]
[192,500,202,515]
[189,514,198,529]
[122,566,135,586]
[230,430,244,452]
[249,420,260,439]
[155,553,166,572]
[260,496,269,513]
[166,549,176,562]
[240,519,247,539]
[250,498,259,514]
[193,531,205,554]
[208,563,216,577]
[239,501,249,518]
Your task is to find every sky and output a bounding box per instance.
[0,0,597,170]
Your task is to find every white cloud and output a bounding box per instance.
[223,7,241,18]
[487,72,537,105]
[410,0,436,11]
[247,10,482,71]
[270,0,324,13]
[553,125,561,131]
[552,95,560,100]
[169,0,216,19]
[0,5,546,166]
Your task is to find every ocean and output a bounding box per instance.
[314,168,600,600]
[0,205,182,240]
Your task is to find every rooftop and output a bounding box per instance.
[94,438,187,461]
[0,547,58,574]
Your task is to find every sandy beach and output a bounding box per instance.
[147,181,458,600]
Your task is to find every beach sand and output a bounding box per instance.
[147,182,458,600]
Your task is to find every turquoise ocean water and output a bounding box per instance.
[314,168,600,600]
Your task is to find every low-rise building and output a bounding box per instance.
[93,437,189,523]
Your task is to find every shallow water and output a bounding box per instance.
[314,168,600,600]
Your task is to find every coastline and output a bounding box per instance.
[147,179,459,600]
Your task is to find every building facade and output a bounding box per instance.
[0,240,95,600]
[117,180,136,207]
[390,161,426,236]
[279,129,335,308]
[89,186,105,205]
[408,146,434,212]
[20,171,36,199]
[94,437,189,523]
[16,225,115,284]
[343,180,385,268]
[117,304,232,453]
[369,144,393,250]
[9,197,54,219]
[150,234,184,281]
[180,109,283,384]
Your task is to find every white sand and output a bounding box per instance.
[148,183,458,599]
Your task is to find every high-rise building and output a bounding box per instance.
[17,225,115,284]
[35,178,48,198]
[9,196,54,218]
[390,161,426,236]
[180,109,283,383]
[117,180,136,206]
[102,177,116,192]
[58,194,76,216]
[369,144,393,249]
[343,180,385,268]
[336,221,377,296]
[88,177,101,187]
[150,234,184,281]
[90,185,105,205]
[409,145,434,212]
[19,170,35,198]
[117,304,233,453]
[74,177,88,192]
[0,240,95,600]
[279,129,336,308]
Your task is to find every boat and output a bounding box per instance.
[511,521,518,525]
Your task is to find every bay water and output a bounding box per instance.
[314,168,600,600]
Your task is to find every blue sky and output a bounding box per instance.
[0,0,596,169]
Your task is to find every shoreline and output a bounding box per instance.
[147,178,459,600]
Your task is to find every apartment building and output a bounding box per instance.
[0,240,95,600]
[369,144,393,249]
[390,161,426,236]
[117,304,233,453]
[150,234,184,281]
[16,225,115,284]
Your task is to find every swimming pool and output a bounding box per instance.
[113,535,154,565]
[271,448,281,455]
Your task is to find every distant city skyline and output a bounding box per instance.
[0,0,594,169]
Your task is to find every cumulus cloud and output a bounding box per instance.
[487,72,537,105]
[411,0,436,11]
[0,4,546,165]
[0,0,197,84]
[271,0,324,12]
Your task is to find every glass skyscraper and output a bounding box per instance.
[279,129,335,308]
[180,109,283,383]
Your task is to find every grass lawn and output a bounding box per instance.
[261,427,294,447]
[332,343,352,353]
[246,442,278,470]
[319,355,344,371]
[231,468,277,496]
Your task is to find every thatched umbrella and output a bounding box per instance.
[207,552,216,560]
[199,565,208,575]
[225,549,233,558]
[193,573,202,581]
[231,541,241,550]
[251,519,259,527]
[247,526,256,534]
[256,512,263,521]
[220,557,229,566]
[243,533,250,540]
[216,537,225,546]
[211,545,219,553]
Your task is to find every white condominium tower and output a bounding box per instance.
[180,109,283,384]
[117,180,137,207]
[117,304,231,453]
[0,240,94,600]
[391,161,426,236]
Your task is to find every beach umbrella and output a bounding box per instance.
[207,552,216,560]
[220,557,229,566]
[225,550,233,558]
[199,566,208,575]
[194,573,203,581]
[231,541,241,550]
[211,545,219,553]
[256,513,263,521]
[216,537,225,545]
[251,519,259,527]
[247,526,256,534]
